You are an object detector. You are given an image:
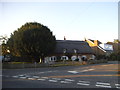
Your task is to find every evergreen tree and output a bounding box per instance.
[7,22,56,62]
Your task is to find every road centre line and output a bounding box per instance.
[102,65,109,66]
[52,78,61,80]
[94,70,120,71]
[48,74,120,78]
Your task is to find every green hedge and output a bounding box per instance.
[108,52,120,61]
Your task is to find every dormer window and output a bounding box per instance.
[74,49,77,53]
[63,49,67,53]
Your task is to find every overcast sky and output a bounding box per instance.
[0,0,118,43]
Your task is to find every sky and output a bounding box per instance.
[0,0,118,43]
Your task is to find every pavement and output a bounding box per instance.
[2,61,120,89]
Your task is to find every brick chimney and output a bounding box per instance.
[94,40,98,46]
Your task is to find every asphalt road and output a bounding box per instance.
[2,61,120,89]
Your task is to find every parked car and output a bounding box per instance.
[3,55,11,62]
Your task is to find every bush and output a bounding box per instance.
[96,55,106,60]
[108,52,120,61]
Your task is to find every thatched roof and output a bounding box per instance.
[54,40,93,54]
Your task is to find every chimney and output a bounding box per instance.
[64,36,66,40]
[94,40,98,46]
[84,37,87,41]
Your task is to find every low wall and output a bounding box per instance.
[2,59,108,69]
[2,63,47,69]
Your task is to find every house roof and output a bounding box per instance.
[54,40,94,54]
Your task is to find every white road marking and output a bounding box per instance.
[96,82,110,85]
[64,79,75,82]
[68,71,79,74]
[96,82,111,88]
[19,77,27,79]
[115,84,120,89]
[88,69,95,71]
[60,81,72,84]
[96,84,111,88]
[77,80,90,86]
[80,69,95,72]
[28,77,36,80]
[19,75,24,77]
[37,78,46,81]
[49,80,58,82]
[116,87,120,89]
[77,83,90,86]
[115,84,120,86]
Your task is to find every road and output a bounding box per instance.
[2,61,120,89]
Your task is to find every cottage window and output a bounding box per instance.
[63,57,66,60]
[81,55,87,61]
[61,56,68,60]
[54,57,56,60]
[50,56,56,61]
[71,55,77,61]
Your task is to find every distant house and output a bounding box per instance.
[44,40,95,63]
[85,39,113,56]
[106,41,120,53]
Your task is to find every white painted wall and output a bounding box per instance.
[61,56,69,60]
[99,43,113,50]
[71,55,77,61]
